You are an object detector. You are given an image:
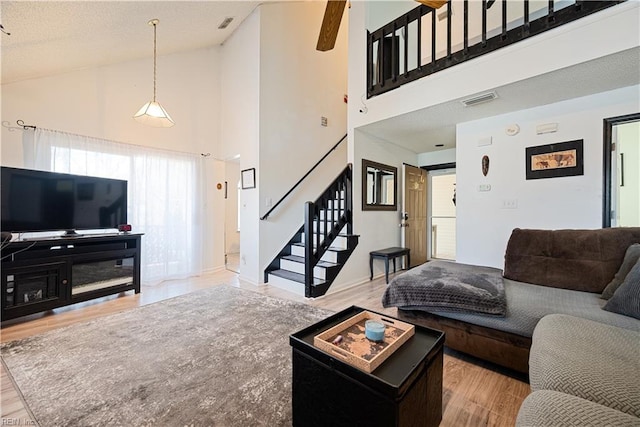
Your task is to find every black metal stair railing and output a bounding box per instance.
[260,134,347,221]
[263,163,356,298]
[367,0,625,98]
[303,164,352,297]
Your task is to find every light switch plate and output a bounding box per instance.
[477,137,492,147]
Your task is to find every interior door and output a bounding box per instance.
[401,164,428,267]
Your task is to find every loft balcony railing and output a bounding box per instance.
[367,0,625,98]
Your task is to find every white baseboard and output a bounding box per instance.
[319,273,387,298]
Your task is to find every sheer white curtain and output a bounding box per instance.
[23,128,204,284]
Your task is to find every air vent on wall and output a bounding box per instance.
[460,91,498,107]
[218,17,234,29]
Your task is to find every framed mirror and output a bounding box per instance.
[362,159,397,211]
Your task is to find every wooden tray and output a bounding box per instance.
[313,311,415,373]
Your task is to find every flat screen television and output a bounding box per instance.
[1,166,128,235]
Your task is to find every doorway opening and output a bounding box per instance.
[428,168,456,260]
[603,113,640,228]
[224,158,241,273]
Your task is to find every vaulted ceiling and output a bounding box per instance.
[0,1,295,84]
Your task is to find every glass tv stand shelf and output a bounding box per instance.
[1,233,142,321]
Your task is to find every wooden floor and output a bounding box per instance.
[1,269,530,426]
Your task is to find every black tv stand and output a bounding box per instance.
[1,233,142,321]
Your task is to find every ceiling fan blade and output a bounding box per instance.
[316,0,347,52]
[415,0,448,9]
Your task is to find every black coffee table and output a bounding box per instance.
[290,306,444,427]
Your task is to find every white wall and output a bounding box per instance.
[2,48,221,163]
[1,47,225,273]
[257,1,349,283]
[456,86,640,269]
[327,129,417,293]
[219,2,348,284]
[220,8,261,283]
[418,148,456,167]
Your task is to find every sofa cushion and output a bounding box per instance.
[516,390,639,427]
[602,243,640,300]
[529,314,640,417]
[503,227,640,293]
[603,258,640,320]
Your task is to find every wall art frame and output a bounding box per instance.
[525,139,584,180]
[241,168,256,189]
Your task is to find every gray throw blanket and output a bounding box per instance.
[382,260,507,316]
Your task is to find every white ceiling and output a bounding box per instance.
[0,1,297,84]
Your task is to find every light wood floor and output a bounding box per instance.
[1,270,530,426]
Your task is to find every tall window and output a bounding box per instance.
[23,128,203,284]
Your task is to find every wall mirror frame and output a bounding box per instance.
[362,159,397,211]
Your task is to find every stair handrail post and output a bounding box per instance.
[345,163,353,235]
[304,201,314,297]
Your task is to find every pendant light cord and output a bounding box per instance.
[152,21,157,102]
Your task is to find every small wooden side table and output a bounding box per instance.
[370,247,411,284]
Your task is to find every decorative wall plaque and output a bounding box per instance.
[482,155,490,176]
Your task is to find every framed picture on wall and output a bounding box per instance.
[525,139,584,180]
[241,168,256,189]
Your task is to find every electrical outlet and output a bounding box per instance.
[502,199,518,209]
[321,116,328,127]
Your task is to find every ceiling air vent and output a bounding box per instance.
[461,91,498,107]
[218,17,234,30]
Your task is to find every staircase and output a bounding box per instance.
[265,164,358,298]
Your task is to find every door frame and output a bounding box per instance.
[401,162,457,264]
[602,113,640,227]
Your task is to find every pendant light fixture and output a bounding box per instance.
[134,19,175,127]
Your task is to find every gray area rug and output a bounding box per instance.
[1,285,333,426]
